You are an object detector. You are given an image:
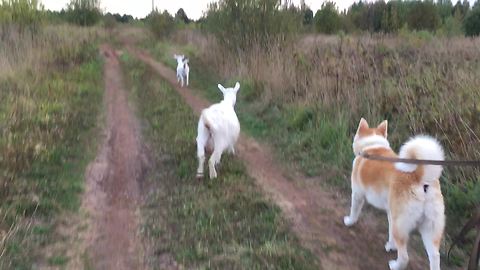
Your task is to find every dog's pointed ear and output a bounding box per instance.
[377,120,388,138]
[234,82,240,92]
[357,118,369,134]
[217,84,226,94]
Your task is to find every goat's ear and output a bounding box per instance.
[217,84,226,94]
[234,82,240,92]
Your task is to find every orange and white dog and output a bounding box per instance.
[344,118,445,270]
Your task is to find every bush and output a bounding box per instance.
[103,12,116,31]
[407,1,441,31]
[464,7,480,36]
[203,0,301,50]
[314,1,341,34]
[0,0,43,32]
[438,15,463,37]
[147,10,175,39]
[66,0,101,26]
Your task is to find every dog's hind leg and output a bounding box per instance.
[389,229,409,270]
[419,220,443,270]
[385,211,397,252]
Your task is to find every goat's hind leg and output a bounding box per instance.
[208,141,225,179]
[196,118,209,179]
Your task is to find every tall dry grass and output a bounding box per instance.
[171,29,480,234]
[0,24,104,79]
[0,24,105,268]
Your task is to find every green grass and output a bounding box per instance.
[121,54,319,269]
[0,43,103,269]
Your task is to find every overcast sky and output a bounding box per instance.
[40,0,476,20]
[40,0,365,19]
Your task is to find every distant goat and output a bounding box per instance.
[196,82,241,179]
[173,54,189,87]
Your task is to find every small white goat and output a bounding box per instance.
[173,54,189,87]
[196,82,241,179]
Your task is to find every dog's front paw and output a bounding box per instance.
[385,241,397,252]
[343,216,356,226]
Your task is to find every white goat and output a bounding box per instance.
[173,54,189,87]
[196,82,241,179]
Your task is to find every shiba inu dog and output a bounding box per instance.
[344,118,445,270]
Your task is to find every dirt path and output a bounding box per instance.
[77,44,148,270]
[127,46,437,270]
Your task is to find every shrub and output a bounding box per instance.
[438,15,463,37]
[103,12,117,30]
[464,7,480,37]
[147,10,175,39]
[314,1,342,34]
[0,0,43,32]
[202,0,302,50]
[66,0,101,26]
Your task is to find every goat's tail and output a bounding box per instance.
[200,111,217,131]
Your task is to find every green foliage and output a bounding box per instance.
[407,1,441,31]
[453,0,471,19]
[0,0,43,31]
[464,6,480,36]
[66,0,101,26]
[303,8,313,25]
[146,10,175,39]
[344,0,452,33]
[203,0,302,49]
[175,8,190,24]
[103,12,116,30]
[111,13,133,23]
[314,1,342,34]
[438,15,463,37]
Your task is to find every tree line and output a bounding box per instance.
[307,0,480,36]
[2,0,479,38]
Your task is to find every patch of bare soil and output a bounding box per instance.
[126,45,451,270]
[69,44,148,270]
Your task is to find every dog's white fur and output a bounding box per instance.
[174,54,189,87]
[196,82,240,179]
[344,119,445,270]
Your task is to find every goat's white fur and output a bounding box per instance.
[174,54,189,87]
[196,82,240,179]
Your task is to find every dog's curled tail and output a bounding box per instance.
[395,135,445,184]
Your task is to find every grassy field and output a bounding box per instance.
[120,53,319,269]
[139,29,480,258]
[0,25,104,268]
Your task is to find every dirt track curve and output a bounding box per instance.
[80,44,148,270]
[126,45,441,270]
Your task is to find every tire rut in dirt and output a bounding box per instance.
[82,44,149,270]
